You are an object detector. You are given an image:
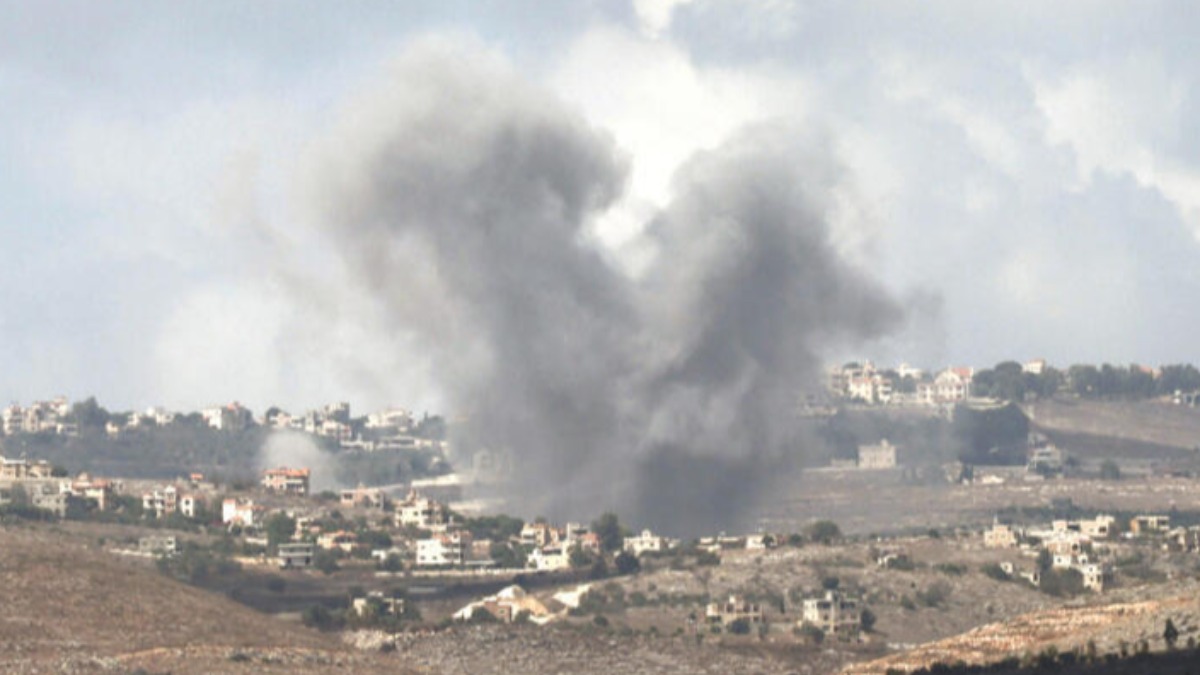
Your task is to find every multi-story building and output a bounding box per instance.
[857,440,898,469]
[623,529,667,556]
[202,402,253,432]
[705,595,766,628]
[0,457,53,480]
[416,531,471,567]
[984,521,1022,548]
[261,467,311,495]
[396,491,449,530]
[801,591,862,635]
[278,542,315,569]
[340,485,385,509]
[222,498,260,527]
[142,485,179,518]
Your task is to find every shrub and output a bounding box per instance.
[916,581,951,608]
[981,563,1010,581]
[934,563,966,576]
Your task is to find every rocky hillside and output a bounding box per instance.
[0,523,407,674]
[844,582,1200,674]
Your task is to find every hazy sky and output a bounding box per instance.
[3,0,1199,414]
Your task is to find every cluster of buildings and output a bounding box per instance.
[1,398,77,437]
[827,359,1054,407]
[828,362,977,407]
[701,590,864,637]
[981,512,1184,593]
[0,396,446,460]
[0,453,117,517]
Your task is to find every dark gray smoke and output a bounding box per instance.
[301,40,905,536]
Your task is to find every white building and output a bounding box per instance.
[222,498,258,527]
[416,532,470,567]
[396,491,449,530]
[857,440,898,469]
[528,546,570,571]
[142,485,179,518]
[801,591,861,635]
[622,529,666,555]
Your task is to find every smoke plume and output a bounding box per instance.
[299,39,905,535]
[258,430,341,493]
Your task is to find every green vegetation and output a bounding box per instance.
[981,563,1010,581]
[935,563,967,576]
[915,581,952,607]
[1099,459,1121,480]
[972,361,1062,402]
[806,520,842,544]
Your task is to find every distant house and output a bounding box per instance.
[278,542,315,569]
[138,535,179,556]
[623,529,667,556]
[984,521,1022,549]
[66,474,115,510]
[705,595,765,628]
[1130,515,1171,535]
[202,402,252,432]
[453,585,558,625]
[340,485,385,509]
[317,530,358,553]
[857,440,898,469]
[142,485,180,518]
[1053,515,1115,539]
[1079,563,1109,592]
[222,498,260,527]
[30,487,67,517]
[918,367,974,405]
[801,591,861,635]
[261,467,311,495]
[528,546,570,572]
[0,457,53,480]
[416,532,471,567]
[396,491,449,530]
[352,591,404,618]
[520,522,562,549]
[1027,445,1066,475]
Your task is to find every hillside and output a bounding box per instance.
[844,583,1200,674]
[0,523,407,674]
[1025,399,1200,456]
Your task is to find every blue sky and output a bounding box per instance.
[3,0,1200,413]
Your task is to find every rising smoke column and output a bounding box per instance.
[627,128,905,534]
[301,38,904,535]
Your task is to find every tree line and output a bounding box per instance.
[971,362,1200,402]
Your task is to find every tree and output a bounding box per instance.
[490,542,527,569]
[860,607,876,632]
[301,605,342,631]
[728,618,751,635]
[806,520,841,545]
[71,397,110,430]
[569,547,597,569]
[313,550,339,575]
[1099,459,1122,481]
[588,557,609,580]
[614,551,640,575]
[264,513,297,551]
[1165,618,1180,649]
[592,512,624,553]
